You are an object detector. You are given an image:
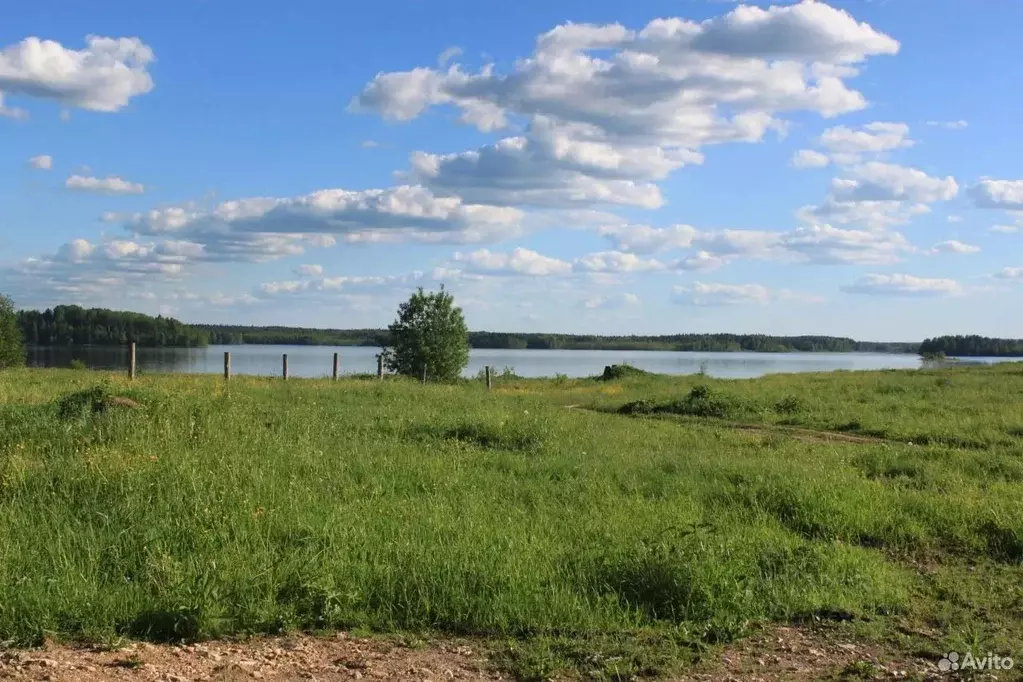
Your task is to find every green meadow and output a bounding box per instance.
[1,363,1022,678]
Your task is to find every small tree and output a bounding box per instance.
[385,287,469,382]
[0,294,26,369]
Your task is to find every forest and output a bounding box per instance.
[919,335,1023,357]
[17,305,1023,357]
[17,306,209,348]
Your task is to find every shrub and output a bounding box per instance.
[69,359,88,371]
[774,395,803,415]
[600,364,650,381]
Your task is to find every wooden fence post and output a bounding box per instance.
[485,365,492,391]
[128,342,137,380]
[332,352,340,381]
[224,351,231,381]
[282,354,289,381]
[422,363,427,384]
[377,354,384,380]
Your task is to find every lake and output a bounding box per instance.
[21,344,970,379]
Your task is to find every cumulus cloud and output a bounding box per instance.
[927,240,980,255]
[294,264,324,276]
[453,247,572,276]
[818,121,912,164]
[779,224,912,264]
[672,282,770,306]
[971,178,1023,210]
[572,251,666,273]
[116,185,524,259]
[990,224,1019,234]
[841,273,962,297]
[0,35,154,112]
[28,154,52,170]
[66,174,145,194]
[792,149,830,169]
[675,250,726,272]
[800,162,957,229]
[354,1,898,182]
[259,273,420,296]
[409,118,702,209]
[597,224,697,253]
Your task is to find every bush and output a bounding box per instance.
[0,294,25,369]
[619,385,752,420]
[69,359,88,371]
[600,364,650,381]
[384,287,469,382]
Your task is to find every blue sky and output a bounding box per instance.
[1,0,1021,340]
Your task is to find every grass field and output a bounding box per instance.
[1,364,1022,679]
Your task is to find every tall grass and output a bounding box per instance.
[0,365,1021,675]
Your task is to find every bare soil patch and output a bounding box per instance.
[0,634,500,682]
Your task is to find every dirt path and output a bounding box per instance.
[565,404,886,446]
[0,626,952,681]
[0,634,500,681]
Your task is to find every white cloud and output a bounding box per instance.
[692,229,782,258]
[294,264,323,276]
[119,185,524,254]
[597,224,697,253]
[360,139,380,149]
[818,121,912,163]
[583,292,641,309]
[0,93,27,119]
[675,250,726,272]
[437,46,463,66]
[971,178,1023,210]
[409,117,703,209]
[28,154,52,170]
[66,174,145,194]
[354,1,898,175]
[841,273,962,297]
[993,267,1023,281]
[672,282,770,306]
[801,162,957,229]
[926,120,968,130]
[779,224,911,264]
[946,215,963,223]
[990,224,1019,234]
[792,149,830,169]
[0,35,154,112]
[928,240,980,255]
[831,162,957,203]
[572,250,666,273]
[453,247,572,276]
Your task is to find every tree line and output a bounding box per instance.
[17,305,208,348]
[7,300,1023,358]
[919,335,1023,357]
[197,326,921,353]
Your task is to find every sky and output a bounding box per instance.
[1,0,1021,341]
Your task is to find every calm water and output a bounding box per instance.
[21,344,968,379]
